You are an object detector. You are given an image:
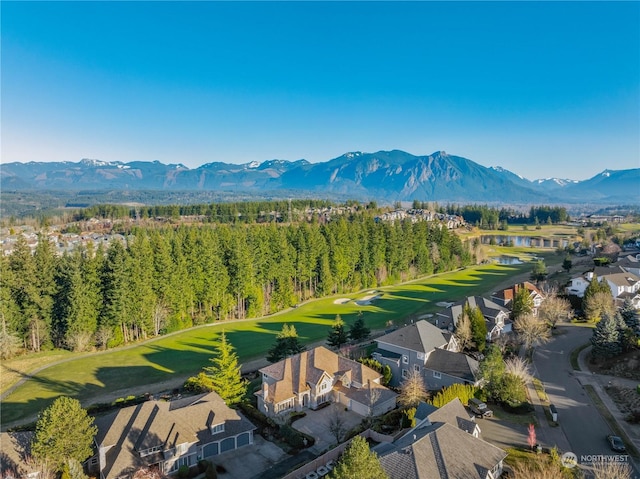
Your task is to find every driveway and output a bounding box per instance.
[216,435,289,479]
[291,404,363,454]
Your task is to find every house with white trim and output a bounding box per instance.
[90,392,255,479]
[436,296,511,341]
[256,346,397,419]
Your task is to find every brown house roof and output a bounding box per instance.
[492,281,544,306]
[259,346,382,404]
[94,392,255,479]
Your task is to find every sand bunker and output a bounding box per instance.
[436,301,454,308]
[333,298,351,305]
[356,294,381,306]
[418,314,434,319]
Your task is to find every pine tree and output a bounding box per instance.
[329,435,388,479]
[267,324,305,362]
[203,332,247,405]
[467,304,487,352]
[591,313,621,360]
[31,396,97,473]
[620,298,639,330]
[327,315,349,349]
[349,312,370,343]
[511,286,534,321]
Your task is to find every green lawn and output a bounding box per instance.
[1,256,553,426]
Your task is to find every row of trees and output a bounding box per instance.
[429,204,569,229]
[1,216,471,356]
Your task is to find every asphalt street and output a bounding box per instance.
[533,326,639,477]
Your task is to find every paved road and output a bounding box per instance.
[534,326,639,477]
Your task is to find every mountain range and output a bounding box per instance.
[1,150,638,204]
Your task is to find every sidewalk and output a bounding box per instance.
[575,345,640,458]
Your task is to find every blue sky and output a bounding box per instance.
[2,1,638,180]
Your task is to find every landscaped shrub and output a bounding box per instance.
[237,403,277,430]
[279,424,314,450]
[502,401,534,415]
[197,459,211,473]
[205,462,217,479]
[177,465,189,478]
[430,383,477,407]
[402,407,417,428]
[627,410,640,424]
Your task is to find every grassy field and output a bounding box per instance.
[2,249,561,427]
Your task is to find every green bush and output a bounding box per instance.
[198,459,211,473]
[183,372,214,393]
[431,383,477,407]
[205,462,217,479]
[177,465,189,478]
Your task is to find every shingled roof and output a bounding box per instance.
[424,348,479,383]
[259,346,382,403]
[94,392,255,479]
[437,296,508,331]
[377,422,506,479]
[375,320,449,353]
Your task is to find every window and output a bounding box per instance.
[433,371,442,379]
[413,364,420,372]
[402,355,409,364]
[416,352,424,360]
[402,369,409,379]
[140,445,163,457]
[211,423,224,434]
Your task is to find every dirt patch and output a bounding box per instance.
[589,351,640,381]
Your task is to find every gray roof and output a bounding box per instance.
[376,320,448,354]
[426,398,477,435]
[437,296,508,330]
[378,422,507,479]
[424,349,479,383]
[415,402,437,421]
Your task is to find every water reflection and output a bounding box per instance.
[481,235,568,248]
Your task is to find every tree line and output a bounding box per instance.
[411,203,569,229]
[0,216,471,355]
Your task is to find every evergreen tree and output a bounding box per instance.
[562,256,572,273]
[479,345,506,401]
[511,286,534,321]
[329,435,388,479]
[530,260,548,282]
[267,324,305,362]
[203,332,247,405]
[31,396,97,473]
[467,304,487,352]
[349,312,370,343]
[591,313,622,360]
[620,298,639,330]
[327,315,349,349]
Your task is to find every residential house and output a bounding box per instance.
[375,399,506,479]
[91,391,256,479]
[373,320,480,389]
[616,253,640,277]
[256,346,397,419]
[491,281,545,316]
[436,296,511,341]
[566,267,640,307]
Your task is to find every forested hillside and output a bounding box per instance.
[0,216,471,356]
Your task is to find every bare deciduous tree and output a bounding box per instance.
[454,311,473,351]
[584,291,616,323]
[398,370,429,409]
[65,331,93,352]
[152,302,169,336]
[514,313,551,350]
[95,326,113,350]
[0,315,22,359]
[591,459,633,479]
[328,405,348,444]
[538,293,572,328]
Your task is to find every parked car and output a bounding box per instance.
[468,398,493,418]
[606,435,626,452]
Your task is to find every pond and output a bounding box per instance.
[481,235,569,248]
[495,256,523,264]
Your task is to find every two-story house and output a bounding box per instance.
[256,346,397,419]
[567,267,640,308]
[373,320,480,389]
[436,296,511,341]
[90,391,256,479]
[491,282,545,316]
